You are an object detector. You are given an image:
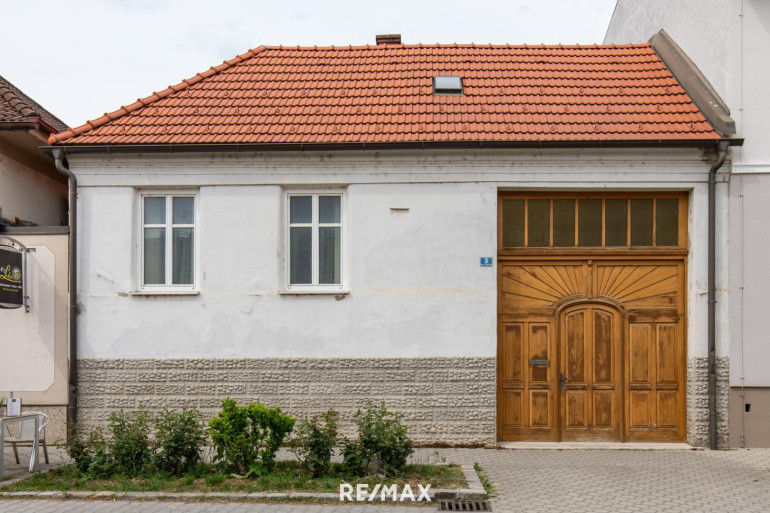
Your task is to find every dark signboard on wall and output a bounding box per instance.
[0,245,23,308]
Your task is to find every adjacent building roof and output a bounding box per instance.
[49,43,721,146]
[0,75,68,133]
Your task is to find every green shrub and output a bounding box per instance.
[108,410,152,477]
[291,409,339,477]
[152,408,207,475]
[67,425,112,478]
[342,402,414,477]
[208,398,295,477]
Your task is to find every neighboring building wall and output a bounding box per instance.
[606,0,770,447]
[0,135,68,226]
[70,148,725,445]
[0,229,69,443]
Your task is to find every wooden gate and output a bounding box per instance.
[497,193,687,442]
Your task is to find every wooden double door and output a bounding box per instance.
[497,260,686,442]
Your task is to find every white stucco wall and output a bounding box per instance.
[0,247,55,391]
[605,0,770,387]
[0,150,67,226]
[69,149,725,362]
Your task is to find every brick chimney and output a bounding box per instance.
[376,34,402,45]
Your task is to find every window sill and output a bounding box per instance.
[278,289,350,296]
[129,290,200,296]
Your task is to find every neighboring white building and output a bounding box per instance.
[1,74,71,443]
[606,0,770,448]
[49,35,738,446]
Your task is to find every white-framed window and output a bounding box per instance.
[286,192,344,291]
[140,192,197,290]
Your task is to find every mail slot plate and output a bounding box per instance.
[530,359,549,366]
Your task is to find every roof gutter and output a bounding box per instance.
[43,138,743,156]
[708,140,729,450]
[0,119,61,135]
[51,148,78,444]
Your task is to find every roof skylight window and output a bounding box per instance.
[433,75,463,95]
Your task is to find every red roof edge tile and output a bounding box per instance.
[48,46,269,144]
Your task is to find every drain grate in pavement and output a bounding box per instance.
[438,499,492,511]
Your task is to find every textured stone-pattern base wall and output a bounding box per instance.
[77,357,497,446]
[687,356,729,448]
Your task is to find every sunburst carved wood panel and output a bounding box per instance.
[500,264,584,311]
[595,264,679,308]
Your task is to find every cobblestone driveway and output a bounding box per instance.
[3,447,770,512]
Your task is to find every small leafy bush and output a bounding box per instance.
[291,409,339,477]
[108,410,152,477]
[152,408,207,475]
[208,398,295,477]
[67,424,112,478]
[342,402,414,477]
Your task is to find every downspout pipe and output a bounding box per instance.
[708,140,729,450]
[52,148,77,444]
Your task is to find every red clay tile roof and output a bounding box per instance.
[1,74,68,133]
[49,43,720,146]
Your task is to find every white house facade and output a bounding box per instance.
[49,38,738,446]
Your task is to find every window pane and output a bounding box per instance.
[172,228,194,285]
[502,200,525,247]
[143,228,165,284]
[319,196,341,224]
[605,199,628,246]
[656,199,679,246]
[319,227,341,284]
[631,199,654,246]
[553,199,575,247]
[527,200,550,247]
[144,197,165,225]
[172,197,194,224]
[290,227,312,284]
[290,196,312,224]
[578,199,602,246]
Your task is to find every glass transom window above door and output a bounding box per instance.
[287,193,344,290]
[500,193,686,250]
[141,193,197,289]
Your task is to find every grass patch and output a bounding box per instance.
[473,462,495,497]
[3,461,466,494]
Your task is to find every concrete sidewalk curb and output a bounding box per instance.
[0,463,487,503]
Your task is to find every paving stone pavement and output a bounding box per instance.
[3,447,770,512]
[423,448,770,513]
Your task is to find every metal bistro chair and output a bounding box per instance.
[3,412,49,466]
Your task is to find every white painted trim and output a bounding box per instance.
[136,190,199,292]
[283,189,346,292]
[128,290,200,296]
[277,290,350,296]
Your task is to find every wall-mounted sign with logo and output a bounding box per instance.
[0,243,25,309]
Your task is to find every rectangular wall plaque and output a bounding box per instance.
[0,246,23,308]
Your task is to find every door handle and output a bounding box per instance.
[560,373,573,391]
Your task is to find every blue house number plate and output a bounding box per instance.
[480,257,493,267]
